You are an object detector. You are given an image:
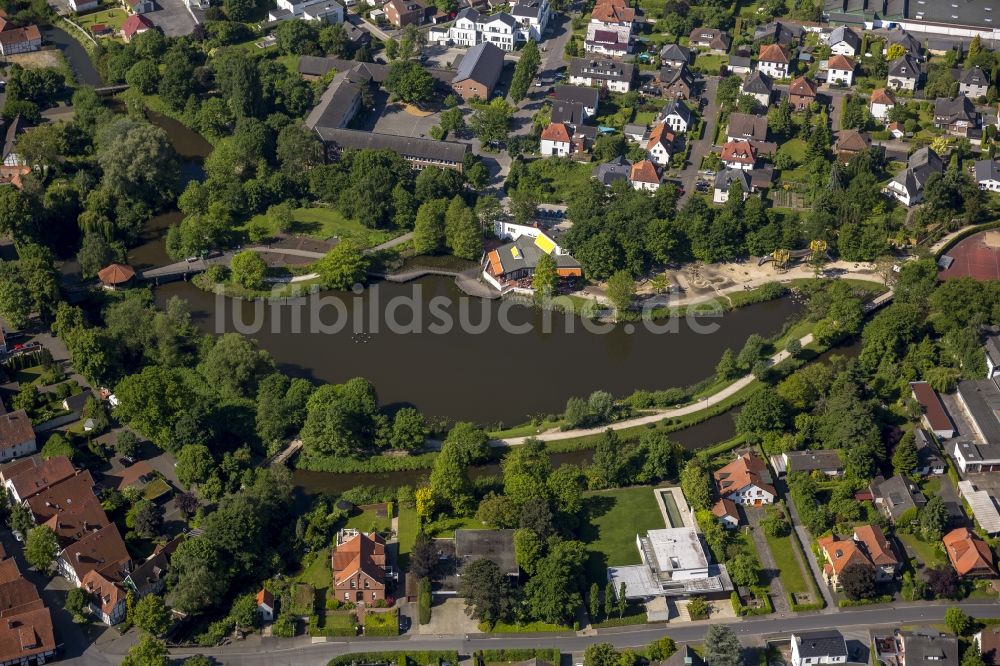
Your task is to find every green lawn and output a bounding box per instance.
[14,365,47,386]
[346,507,393,534]
[898,532,945,567]
[141,478,171,501]
[398,507,418,556]
[579,486,665,585]
[243,206,404,248]
[75,6,127,33]
[297,548,333,591]
[517,158,595,204]
[632,110,657,126]
[692,53,728,74]
[776,138,807,164]
[423,515,484,538]
[764,531,811,596]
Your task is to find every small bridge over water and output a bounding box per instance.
[139,246,326,284]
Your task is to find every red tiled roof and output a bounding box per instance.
[629,159,659,183]
[944,527,995,576]
[0,605,54,664]
[828,54,854,71]
[591,3,634,22]
[758,43,789,64]
[789,76,817,97]
[712,498,738,520]
[713,452,774,496]
[332,532,386,587]
[107,461,154,491]
[818,533,872,576]
[0,410,33,451]
[256,588,274,608]
[909,382,953,433]
[0,25,39,48]
[646,122,675,151]
[96,263,135,285]
[121,14,153,38]
[871,88,896,105]
[58,523,130,582]
[81,568,125,617]
[3,457,75,502]
[541,122,571,143]
[720,139,756,165]
[853,524,898,567]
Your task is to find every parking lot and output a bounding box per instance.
[145,0,198,37]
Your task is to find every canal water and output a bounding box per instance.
[43,27,103,87]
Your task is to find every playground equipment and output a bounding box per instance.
[757,240,831,270]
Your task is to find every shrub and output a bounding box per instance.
[418,578,431,625]
[364,609,400,636]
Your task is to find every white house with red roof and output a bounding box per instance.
[713,452,775,506]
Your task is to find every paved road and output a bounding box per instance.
[134,602,1000,666]
[677,76,719,201]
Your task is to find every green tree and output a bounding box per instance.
[24,526,58,573]
[736,390,787,442]
[65,587,86,618]
[840,562,876,600]
[647,636,677,660]
[513,527,544,575]
[606,270,635,318]
[533,251,557,300]
[509,40,541,103]
[727,553,761,587]
[589,582,601,622]
[76,232,119,279]
[470,98,514,146]
[132,594,171,636]
[459,558,512,624]
[715,348,738,380]
[115,430,140,459]
[389,408,427,450]
[920,496,950,542]
[41,433,74,461]
[704,625,743,666]
[524,539,588,625]
[585,643,619,666]
[121,635,169,666]
[301,378,386,457]
[176,444,215,488]
[385,60,435,105]
[412,198,448,255]
[444,196,482,260]
[316,240,369,290]
[198,333,274,399]
[892,431,919,478]
[126,60,160,94]
[680,457,712,510]
[230,250,267,290]
[945,606,971,636]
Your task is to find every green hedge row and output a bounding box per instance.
[837,595,893,608]
[328,651,460,666]
[731,589,774,616]
[476,649,561,664]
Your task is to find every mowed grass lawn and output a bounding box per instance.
[579,486,664,585]
[346,507,393,534]
[397,507,418,556]
[764,531,811,596]
[243,207,404,248]
[898,532,945,567]
[297,548,333,591]
[777,138,807,164]
[521,158,595,204]
[75,6,128,32]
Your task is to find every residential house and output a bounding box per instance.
[26,471,109,546]
[826,54,855,86]
[550,100,585,126]
[2,455,75,504]
[870,87,896,122]
[887,55,921,91]
[643,122,675,165]
[885,29,922,60]
[81,568,127,625]
[586,2,634,56]
[913,429,946,476]
[688,27,730,53]
[553,84,598,117]
[383,0,432,26]
[713,168,751,204]
[772,449,845,477]
[827,26,859,56]
[727,56,752,75]
[657,65,695,99]
[436,10,519,51]
[585,28,628,57]
[257,588,275,623]
[105,461,155,492]
[817,525,900,589]
[120,14,154,42]
[909,380,955,438]
[976,627,1000,666]
[713,452,774,506]
[788,76,817,110]
[0,25,40,56]
[455,529,521,578]
[959,66,990,99]
[592,155,632,186]
[933,94,980,139]
[726,113,767,143]
[482,234,582,289]
[623,124,646,142]
[123,535,184,597]
[451,41,505,101]
[658,646,706,666]
[835,129,870,163]
[742,70,773,107]
[753,20,802,46]
[888,121,905,139]
[70,0,100,10]
[721,140,756,171]
[607,527,733,600]
[629,159,660,192]
[659,99,691,133]
[953,441,1000,474]
[757,44,790,79]
[122,0,156,14]
[0,558,54,666]
[943,527,995,577]
[870,474,926,524]
[56,523,131,588]
[62,391,92,419]
[884,147,943,207]
[711,498,740,529]
[659,43,690,68]
[541,122,572,156]
[568,57,634,93]
[901,630,959,666]
[510,0,549,41]
[1,116,24,168]
[0,410,35,463]
[791,630,848,666]
[332,530,387,603]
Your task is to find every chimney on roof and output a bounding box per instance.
[75,552,82,563]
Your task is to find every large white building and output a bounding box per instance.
[607,528,732,600]
[432,0,549,49]
[269,0,343,21]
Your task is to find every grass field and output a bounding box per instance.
[579,486,665,585]
[297,549,333,591]
[692,53,728,74]
[423,515,483,538]
[764,531,811,596]
[776,138,808,164]
[398,507,419,556]
[898,532,945,568]
[75,6,128,33]
[517,158,594,204]
[243,207,403,247]
[481,619,569,633]
[346,507,393,534]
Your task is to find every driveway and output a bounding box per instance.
[775,478,838,613]
[745,507,790,614]
[677,75,719,200]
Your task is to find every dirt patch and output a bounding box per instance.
[8,49,63,70]
[402,103,435,117]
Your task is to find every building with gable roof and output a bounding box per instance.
[828,26,859,56]
[332,529,387,603]
[0,410,35,464]
[742,70,773,107]
[826,54,855,86]
[713,452,774,505]
[629,159,660,191]
[721,140,756,171]
[451,41,505,100]
[757,44,790,79]
[788,76,817,110]
[943,527,995,577]
[884,147,943,206]
[887,54,921,91]
[870,87,896,121]
[2,456,75,504]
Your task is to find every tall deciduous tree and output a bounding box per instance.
[459,558,512,624]
[385,60,435,105]
[412,198,448,255]
[24,526,58,573]
[316,240,370,290]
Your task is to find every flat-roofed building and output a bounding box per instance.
[607,527,732,600]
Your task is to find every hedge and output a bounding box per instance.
[788,593,824,613]
[476,649,561,664]
[838,595,893,608]
[731,589,774,616]
[364,609,400,636]
[418,578,431,625]
[328,651,460,666]
[309,611,358,637]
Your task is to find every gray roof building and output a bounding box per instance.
[902,629,959,666]
[871,474,927,523]
[828,26,859,51]
[886,28,921,57]
[960,66,990,89]
[753,20,802,45]
[551,100,585,125]
[592,155,631,186]
[793,630,849,661]
[661,98,692,124]
[455,529,520,577]
[569,57,634,84]
[888,54,921,82]
[453,41,505,93]
[782,449,844,475]
[553,84,599,110]
[976,160,1000,185]
[314,128,470,168]
[934,94,977,125]
[742,70,773,95]
[728,55,752,71]
[714,168,750,194]
[727,112,768,141]
[957,378,1000,443]
[659,43,690,64]
[656,646,705,666]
